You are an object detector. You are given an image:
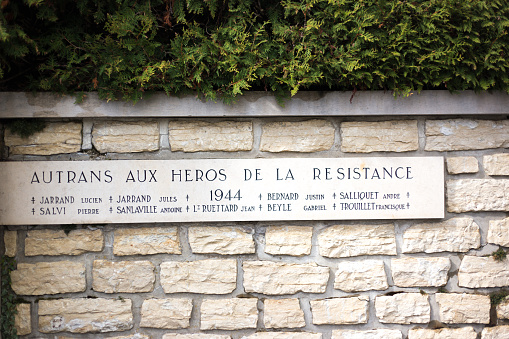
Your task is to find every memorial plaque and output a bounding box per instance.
[0,157,444,225]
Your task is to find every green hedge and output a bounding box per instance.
[1,0,508,102]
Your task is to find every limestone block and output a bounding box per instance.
[11,261,86,295]
[4,230,16,257]
[435,293,490,324]
[488,218,509,246]
[243,261,329,295]
[458,256,509,288]
[497,297,509,319]
[92,260,155,293]
[408,327,477,339]
[375,293,430,324]
[447,179,509,212]
[108,335,150,339]
[113,227,181,256]
[160,259,237,294]
[425,119,509,151]
[264,298,305,329]
[169,121,253,152]
[260,120,335,153]
[140,298,193,329]
[92,120,159,153]
[188,226,255,255]
[446,156,479,174]
[481,326,509,338]
[5,122,82,155]
[200,298,258,330]
[402,218,480,253]
[484,153,509,176]
[15,303,31,336]
[341,120,418,153]
[264,226,312,256]
[334,260,388,292]
[25,229,103,256]
[39,298,133,333]
[242,333,322,339]
[332,329,403,339]
[311,296,368,325]
[391,257,450,287]
[318,224,396,258]
[164,335,231,339]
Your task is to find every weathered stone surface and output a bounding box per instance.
[15,303,31,336]
[242,333,322,339]
[25,229,103,256]
[169,121,253,152]
[160,259,237,294]
[375,293,430,324]
[425,119,509,151]
[92,260,155,293]
[264,226,312,256]
[481,326,509,338]
[4,230,16,257]
[260,120,335,152]
[108,335,150,339]
[264,298,305,328]
[391,257,450,287]
[113,227,181,256]
[5,122,82,155]
[334,260,388,292]
[332,329,403,339]
[458,256,509,288]
[402,218,481,253]
[447,179,509,212]
[188,226,255,255]
[488,218,509,246]
[164,335,231,339]
[140,298,193,329]
[11,261,86,295]
[38,298,133,333]
[311,296,368,325]
[341,120,418,153]
[484,153,509,175]
[200,298,258,330]
[243,261,329,295]
[435,293,490,324]
[92,120,159,153]
[446,156,479,174]
[497,297,509,319]
[408,327,477,339]
[318,224,396,258]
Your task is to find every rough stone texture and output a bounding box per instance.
[4,230,16,257]
[408,328,477,339]
[446,156,479,174]
[484,153,509,175]
[140,298,193,329]
[435,293,490,324]
[402,218,481,253]
[169,121,253,152]
[200,298,258,330]
[481,326,509,339]
[391,257,451,287]
[318,224,396,258]
[425,119,509,151]
[25,229,103,256]
[164,335,231,339]
[160,259,237,294]
[113,227,181,256]
[92,120,159,153]
[92,260,155,293]
[458,255,509,288]
[243,261,329,295]
[264,298,305,328]
[11,261,86,295]
[107,335,150,339]
[488,218,509,246]
[38,298,133,333]
[341,120,418,153]
[5,122,82,155]
[15,303,31,336]
[260,120,335,152]
[334,260,388,292]
[188,226,255,255]
[264,226,313,256]
[375,293,430,324]
[447,179,509,212]
[311,296,369,325]
[332,329,403,339]
[242,333,322,339]
[497,297,509,319]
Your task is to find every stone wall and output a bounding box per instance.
[2,114,509,339]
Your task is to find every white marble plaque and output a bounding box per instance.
[0,157,444,225]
